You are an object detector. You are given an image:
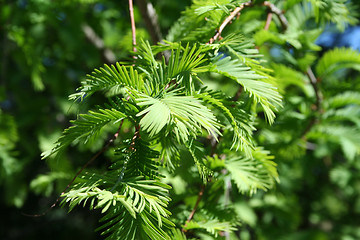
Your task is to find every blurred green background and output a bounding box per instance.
[1,0,360,239]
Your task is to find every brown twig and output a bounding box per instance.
[24,120,125,217]
[300,118,317,140]
[232,86,243,102]
[208,1,288,44]
[182,184,206,232]
[306,67,322,111]
[130,125,141,151]
[207,1,251,107]
[207,1,252,44]
[264,12,273,30]
[129,0,137,55]
[263,1,288,31]
[301,67,323,138]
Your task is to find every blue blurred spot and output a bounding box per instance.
[94,3,106,13]
[316,25,360,51]
[66,69,78,81]
[42,57,55,67]
[56,12,66,21]
[315,32,337,48]
[339,26,360,50]
[270,46,282,59]
[17,0,27,8]
[217,51,228,59]
[0,99,13,110]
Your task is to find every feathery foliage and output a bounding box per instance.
[42,100,128,158]
[69,64,145,101]
[62,138,174,240]
[316,47,360,78]
[225,148,278,195]
[45,14,281,236]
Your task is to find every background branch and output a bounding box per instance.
[306,67,322,111]
[264,12,273,30]
[263,1,288,30]
[136,0,163,44]
[82,24,116,64]
[301,67,323,138]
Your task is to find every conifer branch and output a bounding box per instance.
[188,3,258,220]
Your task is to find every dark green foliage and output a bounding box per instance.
[2,0,360,239]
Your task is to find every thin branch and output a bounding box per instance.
[264,12,273,30]
[301,67,323,138]
[82,24,116,64]
[208,1,288,44]
[306,67,322,111]
[301,118,317,139]
[208,1,252,44]
[129,0,137,55]
[130,124,141,151]
[210,134,221,157]
[263,1,288,30]
[182,184,206,232]
[24,120,125,217]
[232,86,243,102]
